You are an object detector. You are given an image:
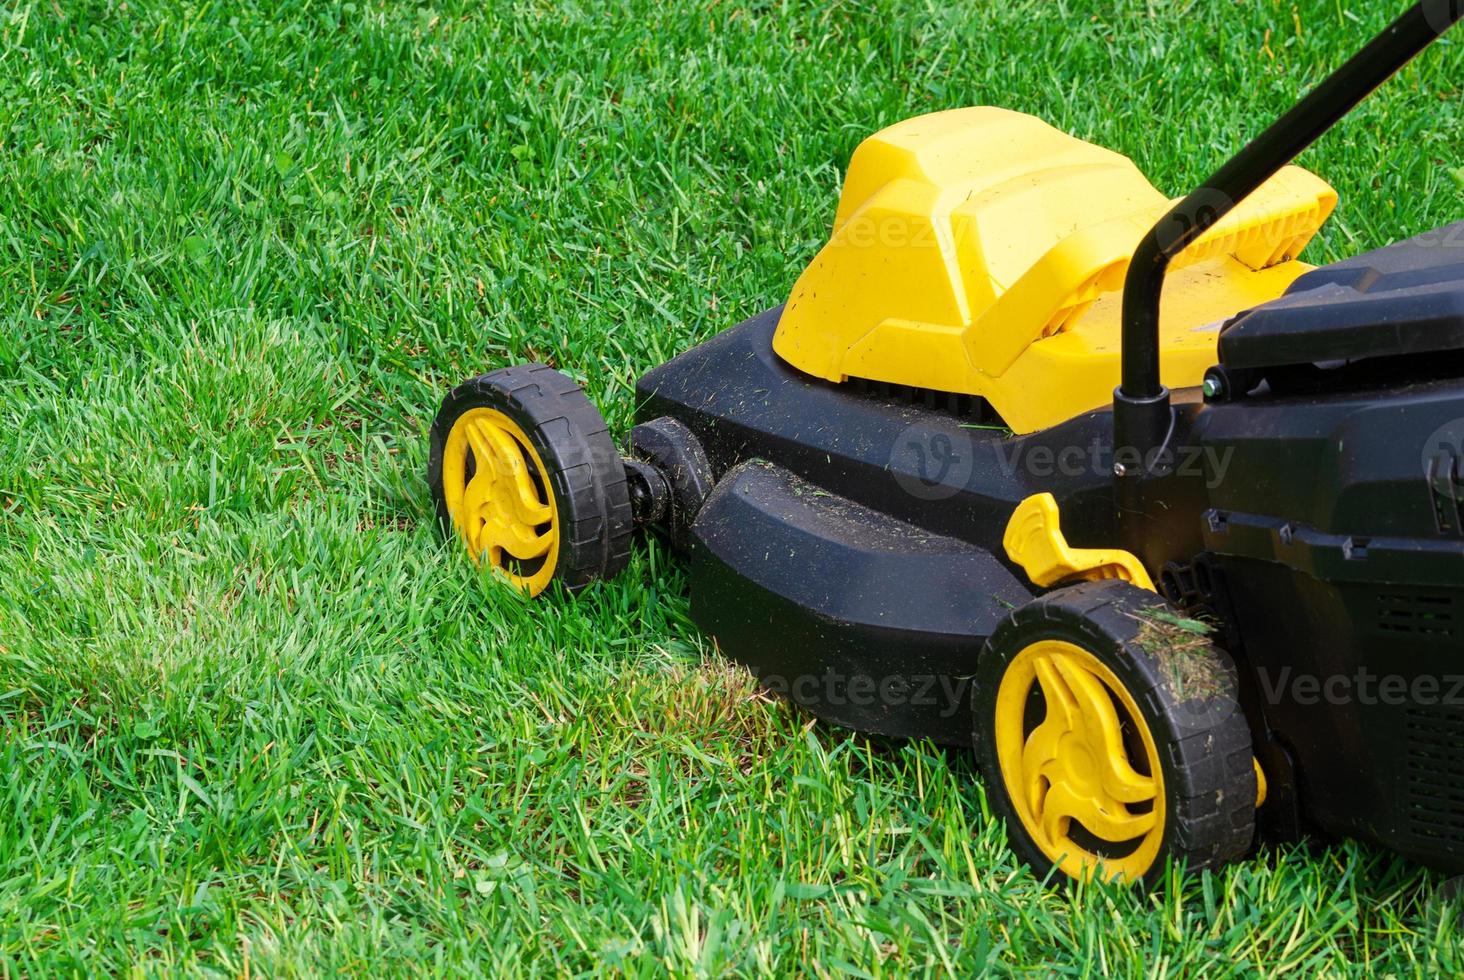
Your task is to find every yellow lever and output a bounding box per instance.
[1003,493,1155,591]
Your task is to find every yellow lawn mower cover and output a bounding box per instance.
[772,107,1337,433]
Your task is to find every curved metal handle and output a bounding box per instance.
[1115,1,1463,464]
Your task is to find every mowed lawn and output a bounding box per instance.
[2,0,1463,973]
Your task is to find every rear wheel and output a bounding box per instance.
[428,364,632,596]
[973,580,1255,884]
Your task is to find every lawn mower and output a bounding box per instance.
[428,2,1464,884]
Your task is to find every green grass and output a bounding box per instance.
[2,0,1463,973]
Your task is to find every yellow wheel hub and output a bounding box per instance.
[441,408,559,595]
[994,639,1165,882]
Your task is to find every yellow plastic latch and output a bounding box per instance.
[1003,493,1156,591]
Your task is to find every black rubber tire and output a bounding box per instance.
[427,364,633,592]
[972,580,1256,885]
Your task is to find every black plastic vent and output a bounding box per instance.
[1404,706,1464,848]
[1375,593,1458,640]
[845,377,1002,426]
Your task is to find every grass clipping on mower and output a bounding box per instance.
[1129,608,1227,704]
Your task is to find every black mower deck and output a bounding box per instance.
[691,460,1031,743]
[633,308,1129,744]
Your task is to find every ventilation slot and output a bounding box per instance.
[845,378,1003,426]
[1375,593,1458,640]
[1405,706,1464,848]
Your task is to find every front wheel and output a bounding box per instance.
[427,364,632,596]
[972,581,1256,885]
